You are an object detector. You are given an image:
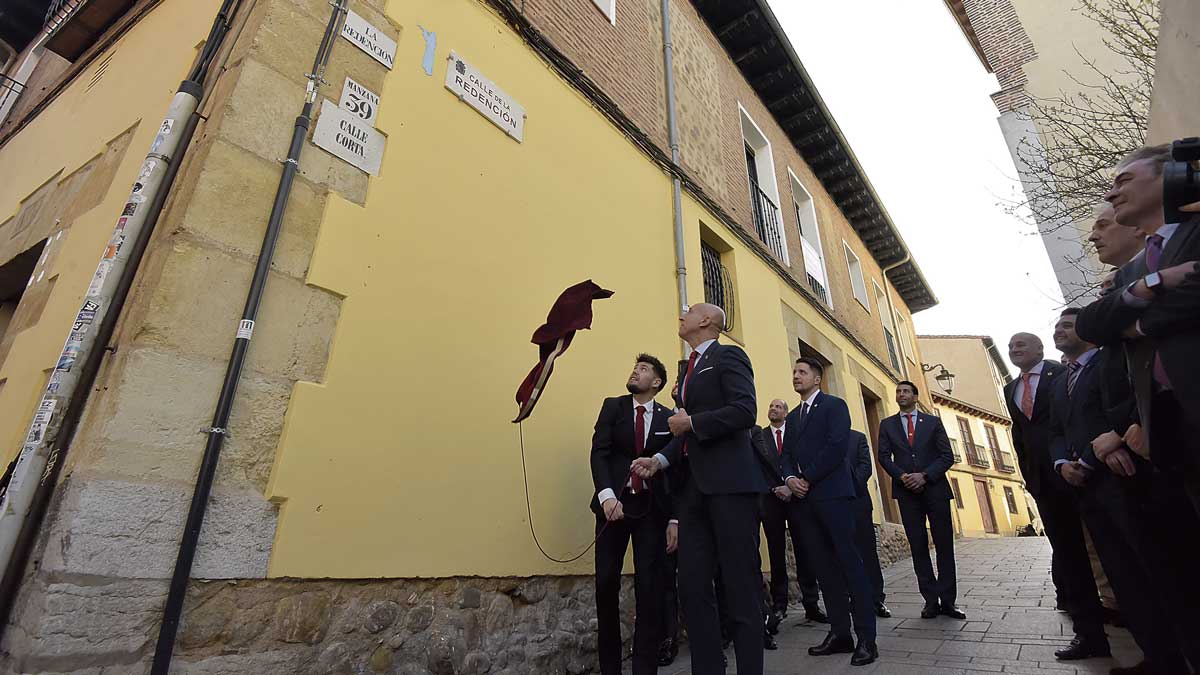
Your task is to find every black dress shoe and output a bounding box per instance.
[764,631,778,650]
[808,632,856,656]
[804,604,830,624]
[1055,636,1111,660]
[766,609,784,635]
[851,640,879,667]
[874,603,892,618]
[656,638,677,667]
[940,604,967,620]
[920,602,940,619]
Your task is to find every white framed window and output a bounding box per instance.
[894,309,915,363]
[739,104,788,264]
[788,169,829,307]
[590,0,616,24]
[872,280,900,371]
[844,242,869,310]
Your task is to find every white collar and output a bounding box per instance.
[692,338,717,357]
[901,409,918,418]
[769,421,786,433]
[800,388,821,408]
[1067,348,1099,368]
[1149,222,1181,243]
[632,397,656,412]
[1023,361,1046,378]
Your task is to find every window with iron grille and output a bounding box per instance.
[700,242,734,331]
[984,424,1013,471]
[957,416,987,467]
[949,438,963,464]
[950,477,964,509]
[1004,486,1018,514]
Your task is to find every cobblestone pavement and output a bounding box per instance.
[664,536,1140,674]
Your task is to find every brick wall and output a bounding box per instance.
[517,0,919,374]
[960,0,1038,114]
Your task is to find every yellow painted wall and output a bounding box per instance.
[265,0,905,578]
[0,0,220,461]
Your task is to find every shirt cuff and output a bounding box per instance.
[1079,458,1094,470]
[597,488,617,505]
[654,453,669,469]
[1054,459,1069,470]
[1122,285,1151,308]
[668,519,679,525]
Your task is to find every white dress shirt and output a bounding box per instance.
[784,388,822,482]
[768,422,786,456]
[654,338,717,471]
[1012,361,1046,411]
[597,397,657,506]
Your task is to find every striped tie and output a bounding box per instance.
[1066,360,1081,397]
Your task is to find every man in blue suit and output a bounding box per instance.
[781,357,877,667]
[877,380,963,620]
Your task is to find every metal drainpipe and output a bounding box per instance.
[882,253,912,382]
[149,1,347,671]
[661,0,688,352]
[0,0,244,631]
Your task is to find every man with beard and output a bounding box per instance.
[590,354,677,675]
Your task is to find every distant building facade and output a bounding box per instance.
[919,335,1039,538]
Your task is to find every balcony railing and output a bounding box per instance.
[967,443,990,468]
[997,453,1016,473]
[749,183,787,262]
[949,438,963,463]
[806,274,829,305]
[0,74,24,113]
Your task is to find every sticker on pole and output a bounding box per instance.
[236,320,255,341]
[25,398,57,448]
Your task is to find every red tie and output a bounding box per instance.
[631,405,647,493]
[1020,372,1035,419]
[680,350,700,403]
[905,414,915,446]
[775,428,784,455]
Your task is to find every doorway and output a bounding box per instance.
[974,478,998,534]
[861,385,898,524]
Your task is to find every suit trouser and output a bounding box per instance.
[1080,524,1117,610]
[1034,485,1105,641]
[897,490,956,608]
[676,478,763,675]
[1140,456,1200,670]
[659,550,679,645]
[761,494,821,611]
[852,494,886,606]
[1078,471,1187,670]
[795,497,876,642]
[595,494,664,675]
[1151,390,1200,519]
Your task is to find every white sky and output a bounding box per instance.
[774,0,1068,370]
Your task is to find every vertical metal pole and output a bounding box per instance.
[661,0,689,347]
[149,2,347,672]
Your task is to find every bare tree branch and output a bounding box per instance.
[1001,0,1159,245]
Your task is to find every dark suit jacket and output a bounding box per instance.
[660,342,767,495]
[1076,216,1200,443]
[1004,360,1067,499]
[877,411,954,502]
[780,390,854,501]
[589,394,674,516]
[756,425,786,488]
[1048,353,1108,470]
[848,430,874,499]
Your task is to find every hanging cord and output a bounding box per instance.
[518,421,653,564]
